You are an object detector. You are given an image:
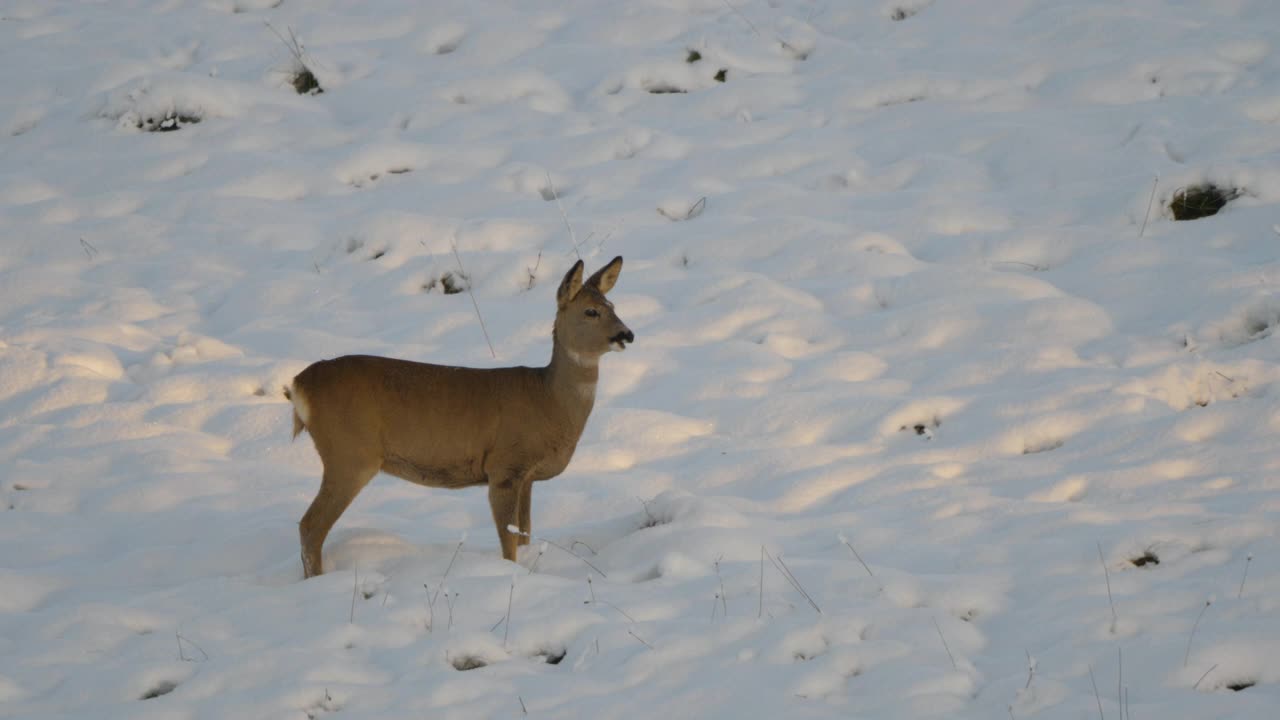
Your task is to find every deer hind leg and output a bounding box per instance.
[299,456,379,578]
[515,479,533,546]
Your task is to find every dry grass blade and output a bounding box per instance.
[839,534,881,589]
[508,525,607,578]
[1097,542,1117,634]
[758,545,765,618]
[1193,663,1218,690]
[933,617,957,670]
[503,575,515,647]
[1089,664,1104,720]
[450,241,496,358]
[545,171,581,260]
[1238,554,1252,599]
[1184,599,1211,667]
[349,566,358,623]
[765,549,821,614]
[1139,176,1158,238]
[628,629,654,649]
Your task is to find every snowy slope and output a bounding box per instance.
[2,1,1279,718]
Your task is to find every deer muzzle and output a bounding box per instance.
[610,328,635,351]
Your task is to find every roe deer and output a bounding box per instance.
[285,257,632,578]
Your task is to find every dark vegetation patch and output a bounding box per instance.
[900,416,941,438]
[534,647,566,665]
[878,95,926,108]
[137,113,201,132]
[1242,305,1280,341]
[451,655,488,671]
[1227,680,1256,692]
[637,497,670,529]
[422,271,469,295]
[268,23,324,95]
[292,66,323,95]
[1170,184,1241,221]
[890,7,918,21]
[140,680,178,700]
[647,84,688,95]
[686,49,702,63]
[1022,438,1064,455]
[714,68,728,83]
[1130,550,1159,567]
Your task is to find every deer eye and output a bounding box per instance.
[584,308,600,318]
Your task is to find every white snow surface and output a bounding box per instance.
[2,1,1280,718]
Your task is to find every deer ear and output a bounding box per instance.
[557,260,585,307]
[585,256,623,295]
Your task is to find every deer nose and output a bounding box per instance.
[611,329,634,346]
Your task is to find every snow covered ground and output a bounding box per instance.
[2,0,1279,717]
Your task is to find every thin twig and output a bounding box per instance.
[1024,650,1036,689]
[1238,554,1253,599]
[838,533,880,589]
[350,567,358,624]
[1117,647,1123,718]
[685,196,707,220]
[450,241,495,358]
[445,590,457,631]
[758,546,765,618]
[714,556,728,620]
[264,21,303,62]
[176,632,208,662]
[637,496,657,527]
[441,537,464,579]
[1139,176,1158,238]
[1183,599,1211,667]
[79,237,98,261]
[1097,543,1118,634]
[503,575,515,647]
[933,617,957,670]
[628,628,654,649]
[525,251,543,291]
[721,0,762,37]
[528,541,547,574]
[584,576,635,622]
[1192,663,1218,690]
[508,525,607,578]
[765,550,821,614]
[427,537,466,625]
[545,171,581,260]
[598,599,637,623]
[1089,665,1105,720]
[519,696,528,715]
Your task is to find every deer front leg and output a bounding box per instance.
[488,478,521,562]
[516,479,533,546]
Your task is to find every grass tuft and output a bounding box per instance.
[1169,184,1240,221]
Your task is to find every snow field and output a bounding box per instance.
[2,1,1280,718]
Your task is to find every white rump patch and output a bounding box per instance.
[289,382,311,425]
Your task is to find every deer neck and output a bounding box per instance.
[546,335,600,420]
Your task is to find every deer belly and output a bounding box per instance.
[383,455,486,489]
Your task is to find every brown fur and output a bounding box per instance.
[287,257,632,578]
